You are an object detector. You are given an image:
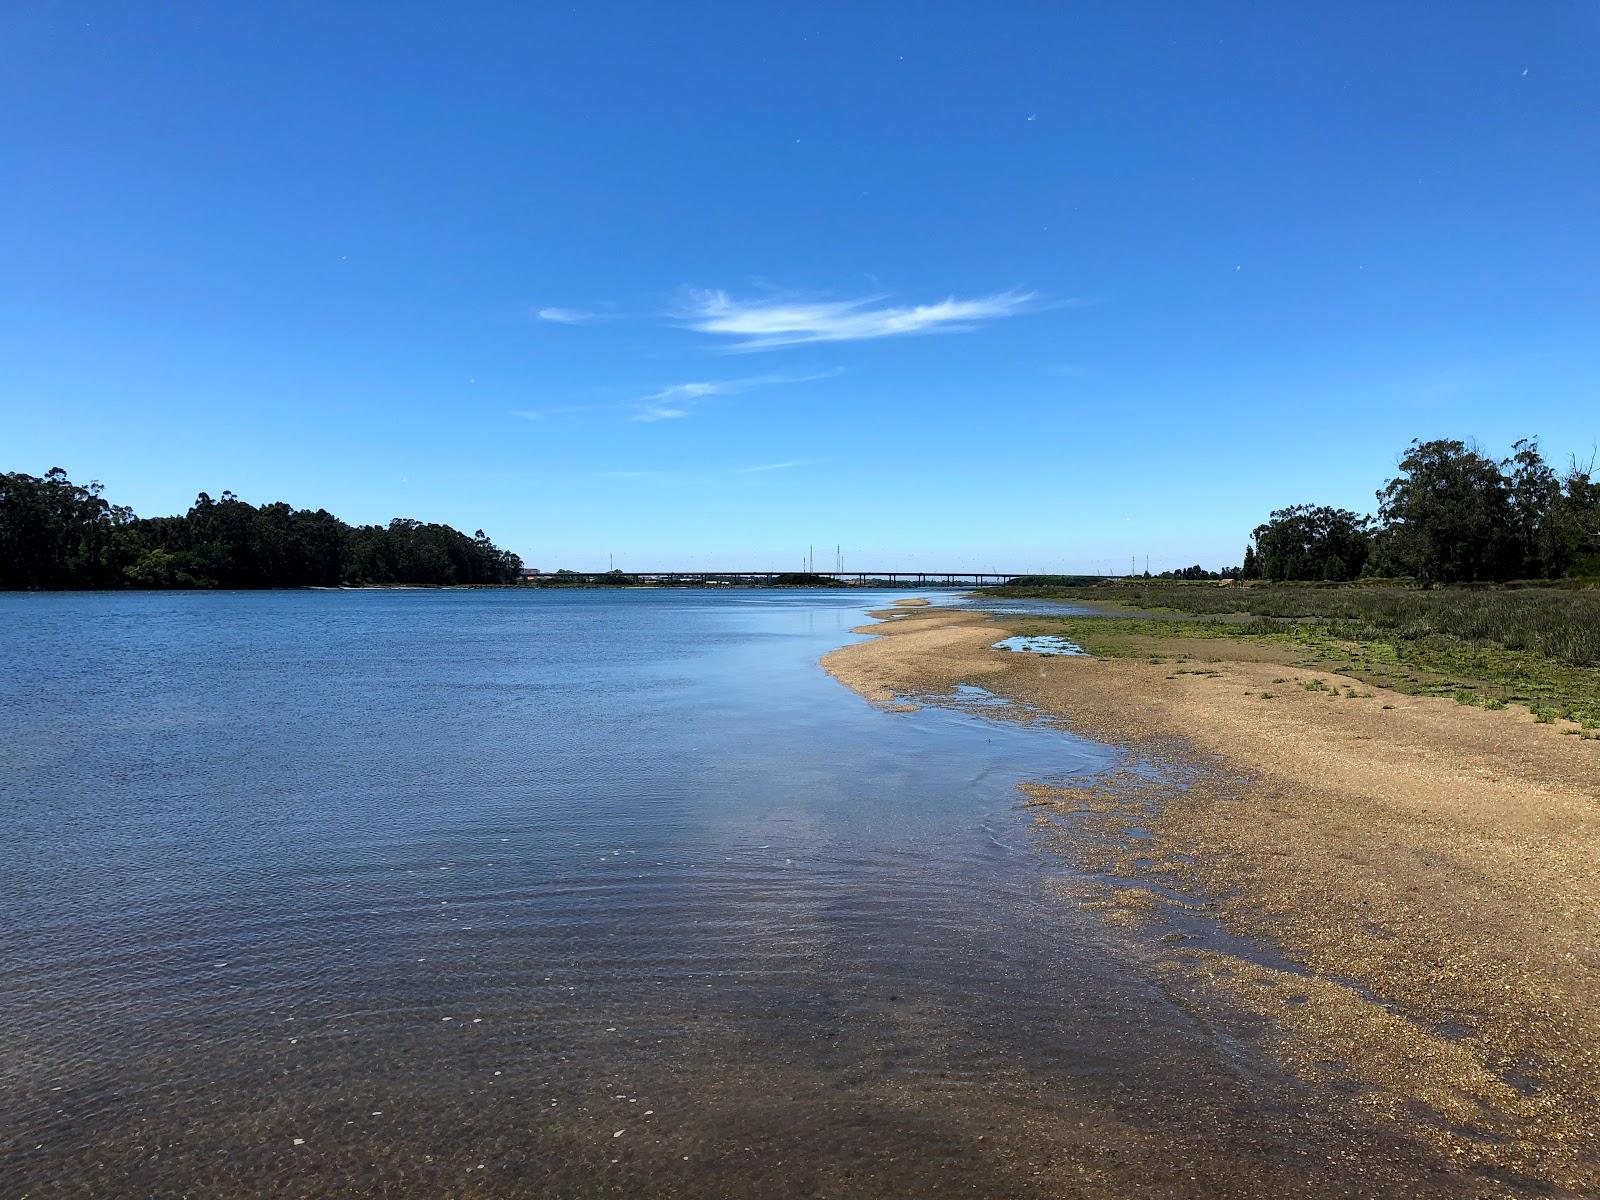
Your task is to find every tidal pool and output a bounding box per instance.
[994,633,1087,656]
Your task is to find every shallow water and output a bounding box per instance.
[0,589,1465,1197]
[931,591,1100,617]
[993,633,1087,656]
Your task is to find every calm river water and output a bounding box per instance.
[1,589,1464,1197]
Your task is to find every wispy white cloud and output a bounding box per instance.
[597,461,816,483]
[631,370,836,421]
[645,382,724,401]
[517,384,735,423]
[634,405,688,422]
[634,381,718,422]
[536,306,611,324]
[680,288,1035,350]
[514,371,837,424]
[513,403,608,420]
[735,459,809,474]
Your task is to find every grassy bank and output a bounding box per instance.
[979,582,1600,730]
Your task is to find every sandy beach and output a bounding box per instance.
[824,600,1600,1196]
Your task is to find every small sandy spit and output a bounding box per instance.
[823,600,1600,1195]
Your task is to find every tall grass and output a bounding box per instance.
[988,583,1600,668]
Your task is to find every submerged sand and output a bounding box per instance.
[824,601,1600,1196]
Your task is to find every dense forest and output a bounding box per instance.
[0,468,523,590]
[1241,438,1599,584]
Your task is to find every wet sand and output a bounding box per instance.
[823,601,1600,1197]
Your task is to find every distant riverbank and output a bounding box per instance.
[824,599,1600,1196]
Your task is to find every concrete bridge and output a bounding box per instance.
[524,570,1023,587]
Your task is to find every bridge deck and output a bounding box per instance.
[524,571,1020,586]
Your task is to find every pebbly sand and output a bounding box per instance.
[823,600,1600,1196]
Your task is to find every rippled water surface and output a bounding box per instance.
[1,589,1462,1198]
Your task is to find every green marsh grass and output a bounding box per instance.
[986,582,1600,727]
[995,581,1600,667]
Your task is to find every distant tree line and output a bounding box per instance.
[1242,439,1600,585]
[1151,564,1227,580]
[0,468,523,589]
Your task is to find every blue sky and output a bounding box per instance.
[3,3,1597,572]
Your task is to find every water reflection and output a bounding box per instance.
[993,634,1087,656]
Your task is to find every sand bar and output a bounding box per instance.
[824,600,1600,1195]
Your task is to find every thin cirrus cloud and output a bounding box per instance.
[633,370,836,421]
[535,306,613,324]
[512,402,609,421]
[634,381,723,423]
[514,370,838,423]
[680,288,1036,350]
[596,461,815,483]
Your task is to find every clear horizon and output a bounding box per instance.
[3,3,1597,572]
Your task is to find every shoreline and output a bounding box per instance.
[823,599,1600,1195]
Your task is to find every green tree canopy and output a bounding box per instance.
[1247,505,1371,582]
[1239,438,1595,586]
[1374,439,1518,583]
[1552,455,1600,576]
[0,468,522,590]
